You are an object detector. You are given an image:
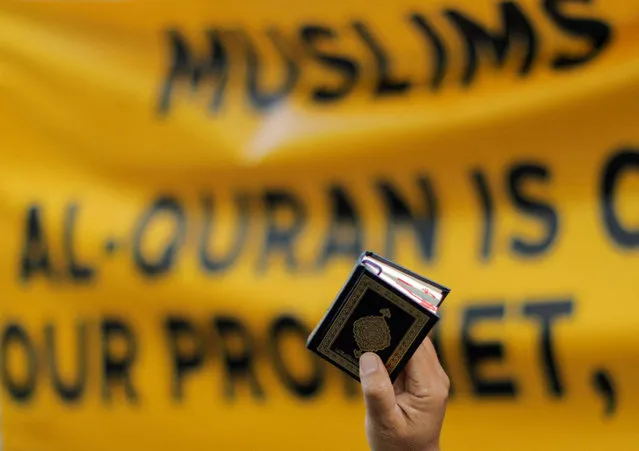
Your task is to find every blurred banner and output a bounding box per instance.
[1,0,638,450]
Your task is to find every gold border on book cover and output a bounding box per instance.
[317,273,431,377]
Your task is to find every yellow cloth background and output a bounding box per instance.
[0,0,638,450]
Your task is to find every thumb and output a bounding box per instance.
[359,353,397,425]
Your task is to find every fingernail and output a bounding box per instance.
[360,353,378,376]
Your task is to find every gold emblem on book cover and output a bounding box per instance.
[353,308,392,358]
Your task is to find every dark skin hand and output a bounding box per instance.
[358,337,450,451]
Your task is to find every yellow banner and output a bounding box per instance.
[1,0,638,450]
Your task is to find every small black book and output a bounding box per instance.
[306,251,451,382]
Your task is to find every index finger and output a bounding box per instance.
[403,337,446,398]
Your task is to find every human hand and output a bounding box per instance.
[358,338,450,451]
